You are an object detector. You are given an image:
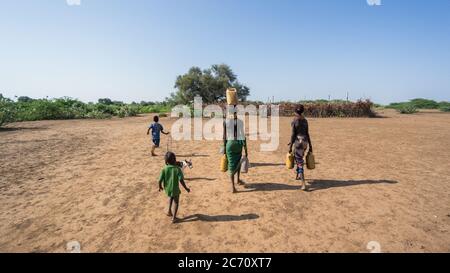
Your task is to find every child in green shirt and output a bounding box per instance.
[158,152,191,223]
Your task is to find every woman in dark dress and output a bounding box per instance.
[288,105,313,191]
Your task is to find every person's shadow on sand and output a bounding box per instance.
[176,153,210,158]
[184,177,216,181]
[0,126,49,132]
[242,183,301,192]
[250,163,285,168]
[179,213,259,223]
[307,179,398,191]
[240,180,398,192]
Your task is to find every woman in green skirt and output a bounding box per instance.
[223,111,248,193]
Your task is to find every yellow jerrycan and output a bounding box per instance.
[306,152,316,170]
[226,88,238,105]
[286,152,294,169]
[220,154,228,172]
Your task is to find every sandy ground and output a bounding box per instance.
[0,109,449,253]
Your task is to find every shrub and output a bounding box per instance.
[138,104,171,114]
[93,103,117,115]
[398,105,418,114]
[439,105,450,112]
[15,99,61,121]
[85,110,112,119]
[388,99,442,110]
[387,98,450,113]
[438,102,450,112]
[386,102,409,110]
[0,94,16,127]
[409,98,439,109]
[115,105,138,118]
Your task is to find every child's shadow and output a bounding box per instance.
[179,213,259,223]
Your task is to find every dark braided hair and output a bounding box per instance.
[295,104,305,116]
[165,152,177,165]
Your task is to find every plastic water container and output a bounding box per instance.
[220,154,228,172]
[286,153,294,169]
[226,88,238,105]
[306,152,315,170]
[240,156,249,173]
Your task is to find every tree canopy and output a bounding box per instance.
[169,64,250,105]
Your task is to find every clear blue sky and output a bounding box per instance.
[0,0,449,104]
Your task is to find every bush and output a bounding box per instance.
[398,105,418,114]
[438,102,450,112]
[387,99,450,113]
[440,106,450,112]
[85,110,112,119]
[386,102,409,110]
[138,104,171,114]
[409,98,439,109]
[92,103,117,115]
[115,105,138,118]
[1,95,146,123]
[0,94,16,127]
[15,99,61,121]
[388,99,442,110]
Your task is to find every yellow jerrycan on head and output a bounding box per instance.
[226,88,238,105]
[220,154,228,172]
[286,152,294,169]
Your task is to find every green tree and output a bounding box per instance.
[17,96,34,103]
[98,98,113,105]
[170,64,250,105]
[409,98,439,109]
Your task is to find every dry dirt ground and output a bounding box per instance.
[0,109,449,252]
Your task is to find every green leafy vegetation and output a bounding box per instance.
[387,98,450,114]
[438,102,450,112]
[168,64,250,105]
[0,94,16,127]
[0,94,171,127]
[398,105,418,114]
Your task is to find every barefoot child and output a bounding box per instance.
[158,152,191,223]
[147,115,169,156]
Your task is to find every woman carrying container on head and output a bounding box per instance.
[288,105,313,191]
[223,109,248,193]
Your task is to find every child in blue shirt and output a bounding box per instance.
[147,115,169,156]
